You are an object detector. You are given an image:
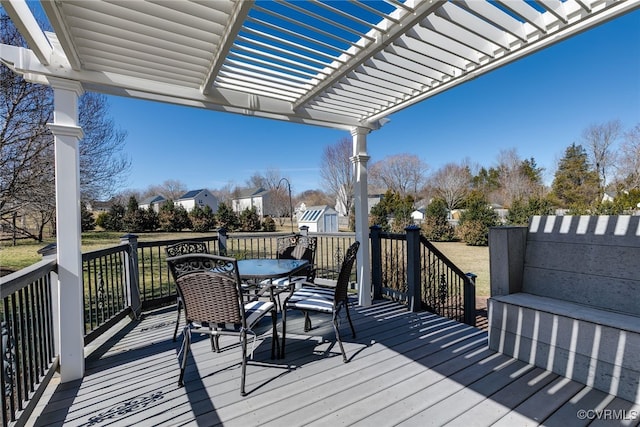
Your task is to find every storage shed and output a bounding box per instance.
[298,205,338,233]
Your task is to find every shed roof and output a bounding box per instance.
[299,205,337,222]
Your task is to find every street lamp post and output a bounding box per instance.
[277,177,294,233]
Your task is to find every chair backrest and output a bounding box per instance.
[334,241,360,304]
[166,241,209,281]
[169,254,246,327]
[277,234,317,265]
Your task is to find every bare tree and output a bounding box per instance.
[153,179,188,201]
[78,92,130,201]
[429,163,472,214]
[582,120,622,191]
[496,148,540,207]
[369,153,427,197]
[1,16,131,239]
[320,138,354,216]
[617,123,640,189]
[245,168,292,221]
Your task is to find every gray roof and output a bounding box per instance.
[235,187,268,199]
[140,195,166,205]
[179,189,205,200]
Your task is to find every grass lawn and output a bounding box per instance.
[2,232,491,297]
[432,241,490,297]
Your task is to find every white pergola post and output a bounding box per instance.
[351,127,372,307]
[48,78,85,382]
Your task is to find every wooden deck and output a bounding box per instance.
[31,299,639,427]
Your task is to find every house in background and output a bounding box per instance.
[175,189,218,213]
[139,195,167,213]
[231,187,275,217]
[298,205,339,233]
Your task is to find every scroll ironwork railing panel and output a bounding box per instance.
[378,233,408,301]
[136,236,218,309]
[0,259,57,427]
[419,236,475,325]
[375,231,475,325]
[82,246,130,340]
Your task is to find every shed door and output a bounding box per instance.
[324,214,337,233]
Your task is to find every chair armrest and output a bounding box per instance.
[304,277,336,289]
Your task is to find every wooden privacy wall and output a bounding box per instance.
[522,215,640,317]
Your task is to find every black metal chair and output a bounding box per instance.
[253,234,318,306]
[166,253,278,396]
[281,241,359,362]
[166,241,209,341]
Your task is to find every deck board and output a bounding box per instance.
[30,299,639,426]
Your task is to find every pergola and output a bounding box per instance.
[1,0,638,383]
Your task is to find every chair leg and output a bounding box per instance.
[303,311,312,332]
[178,328,191,386]
[173,298,182,342]
[270,308,278,359]
[281,306,287,358]
[240,330,247,396]
[345,305,356,338]
[332,311,348,363]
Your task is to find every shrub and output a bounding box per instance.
[81,203,96,232]
[506,196,554,225]
[421,198,455,241]
[216,202,239,231]
[421,216,455,241]
[262,216,276,231]
[189,205,216,232]
[458,192,499,246]
[456,220,489,246]
[239,207,261,231]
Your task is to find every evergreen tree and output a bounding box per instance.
[506,196,554,225]
[369,190,415,232]
[123,196,145,232]
[80,202,96,232]
[239,207,261,231]
[551,143,600,209]
[189,205,216,232]
[420,197,454,241]
[158,200,191,231]
[262,216,276,232]
[457,191,499,246]
[216,202,239,231]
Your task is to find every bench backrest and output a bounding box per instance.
[523,215,640,316]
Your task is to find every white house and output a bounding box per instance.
[231,187,274,217]
[298,205,339,233]
[139,195,166,213]
[175,189,218,213]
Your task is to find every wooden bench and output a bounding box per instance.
[488,215,640,404]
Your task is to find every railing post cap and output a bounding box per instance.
[370,224,382,230]
[120,233,138,242]
[466,272,477,279]
[405,224,420,231]
[37,243,57,257]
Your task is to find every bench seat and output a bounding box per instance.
[490,293,640,404]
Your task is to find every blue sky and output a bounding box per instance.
[106,9,640,196]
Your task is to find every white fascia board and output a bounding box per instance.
[0,43,377,130]
[1,0,52,65]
